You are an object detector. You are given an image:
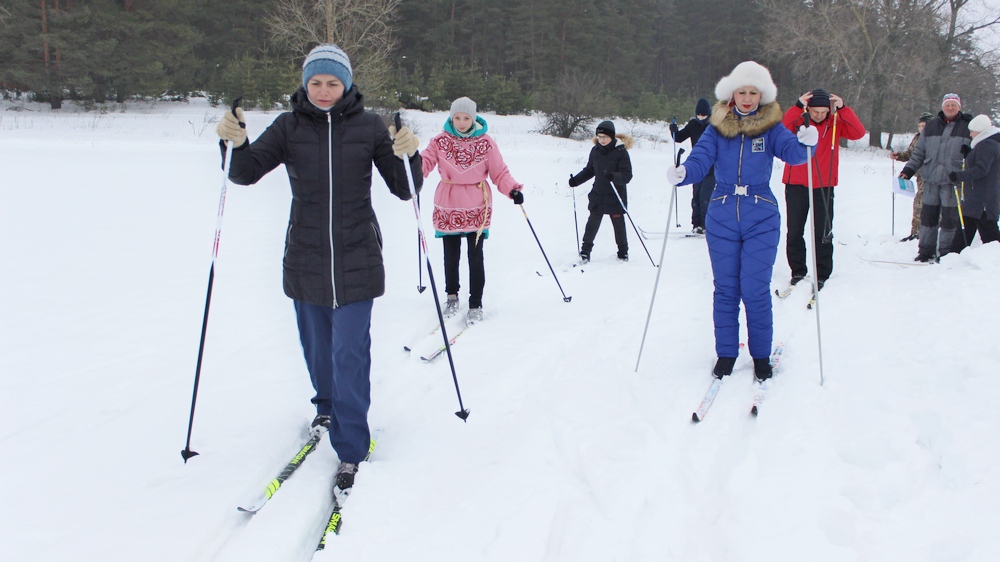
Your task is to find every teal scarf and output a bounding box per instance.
[444,115,489,138]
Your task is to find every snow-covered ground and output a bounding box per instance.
[3,98,999,561]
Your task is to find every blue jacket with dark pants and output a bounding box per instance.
[680,101,808,360]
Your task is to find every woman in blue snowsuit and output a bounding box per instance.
[667,61,817,381]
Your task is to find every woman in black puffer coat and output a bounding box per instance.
[569,120,634,261]
[216,44,421,489]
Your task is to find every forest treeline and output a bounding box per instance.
[1,0,998,146]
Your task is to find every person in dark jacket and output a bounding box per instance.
[950,115,1000,245]
[891,112,934,241]
[670,98,714,233]
[215,44,422,492]
[569,120,634,261]
[666,61,814,382]
[780,88,866,290]
[900,93,973,261]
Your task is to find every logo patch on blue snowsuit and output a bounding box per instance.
[752,137,765,153]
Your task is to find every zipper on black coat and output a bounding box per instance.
[327,112,338,308]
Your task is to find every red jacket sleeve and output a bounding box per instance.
[782,105,806,132]
[834,107,866,141]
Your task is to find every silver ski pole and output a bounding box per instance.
[635,148,684,371]
[802,114,826,386]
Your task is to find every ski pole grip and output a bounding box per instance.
[393,112,402,131]
[675,148,685,168]
[232,97,244,128]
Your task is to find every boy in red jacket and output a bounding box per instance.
[781,89,866,290]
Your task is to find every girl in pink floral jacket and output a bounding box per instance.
[421,97,524,323]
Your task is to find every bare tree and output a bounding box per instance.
[267,0,399,97]
[757,0,942,147]
[927,0,1000,104]
[537,68,612,138]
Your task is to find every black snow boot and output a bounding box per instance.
[713,357,737,379]
[310,414,331,437]
[753,358,773,381]
[335,462,359,491]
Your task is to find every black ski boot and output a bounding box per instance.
[753,358,773,381]
[310,414,331,437]
[713,357,737,379]
[335,462,359,491]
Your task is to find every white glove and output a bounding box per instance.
[388,125,419,159]
[667,165,686,186]
[796,125,818,147]
[215,107,247,145]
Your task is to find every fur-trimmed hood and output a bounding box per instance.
[591,133,634,150]
[710,101,783,139]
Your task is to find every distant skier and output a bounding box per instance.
[950,114,1000,245]
[215,44,422,491]
[666,61,815,381]
[420,96,525,324]
[670,98,714,234]
[891,112,934,242]
[780,88,866,291]
[899,93,973,262]
[568,120,634,262]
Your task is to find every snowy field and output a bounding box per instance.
[2,98,999,562]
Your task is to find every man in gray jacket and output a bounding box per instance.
[900,93,973,261]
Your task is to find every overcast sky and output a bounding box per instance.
[972,0,1000,50]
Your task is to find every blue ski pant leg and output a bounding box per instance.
[738,197,781,359]
[705,196,742,359]
[294,299,374,464]
[295,300,334,417]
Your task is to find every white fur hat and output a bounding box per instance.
[714,61,778,105]
[969,114,992,133]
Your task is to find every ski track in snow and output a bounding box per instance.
[3,100,1000,561]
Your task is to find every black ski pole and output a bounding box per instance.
[181,96,242,462]
[571,182,581,255]
[671,118,682,228]
[605,180,657,267]
[635,148,684,371]
[518,203,572,302]
[416,193,426,293]
[395,113,470,420]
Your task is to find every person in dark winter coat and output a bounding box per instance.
[950,115,1000,245]
[666,61,814,382]
[670,98,714,233]
[569,120,634,261]
[780,88,866,290]
[215,44,422,491]
[900,93,973,261]
[891,112,934,241]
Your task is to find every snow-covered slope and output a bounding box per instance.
[2,99,998,561]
